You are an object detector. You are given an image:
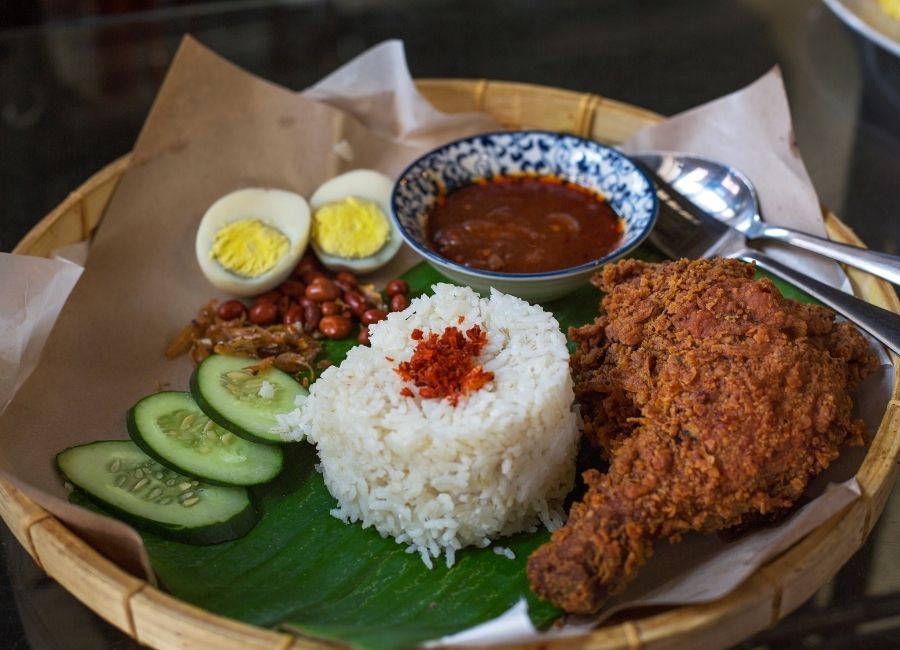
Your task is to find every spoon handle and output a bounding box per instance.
[738,248,900,355]
[756,224,900,286]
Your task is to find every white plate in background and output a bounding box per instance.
[824,0,900,57]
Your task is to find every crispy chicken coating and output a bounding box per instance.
[528,258,877,615]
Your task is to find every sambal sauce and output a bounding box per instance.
[426,175,623,273]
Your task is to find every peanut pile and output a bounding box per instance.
[166,254,412,378]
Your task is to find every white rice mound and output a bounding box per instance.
[273,283,578,568]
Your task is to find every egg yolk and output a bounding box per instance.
[312,197,389,258]
[209,218,289,278]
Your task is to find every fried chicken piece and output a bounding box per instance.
[528,258,877,615]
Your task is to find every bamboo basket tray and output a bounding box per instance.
[5,79,900,650]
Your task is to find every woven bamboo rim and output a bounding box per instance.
[5,79,900,650]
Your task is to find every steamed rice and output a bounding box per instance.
[273,283,578,567]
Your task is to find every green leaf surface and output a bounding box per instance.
[139,259,608,650]
[139,441,558,650]
[96,249,818,650]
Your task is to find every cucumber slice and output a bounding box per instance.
[190,354,307,445]
[57,440,257,545]
[128,391,283,486]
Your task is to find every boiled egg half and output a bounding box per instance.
[309,169,402,274]
[196,188,310,297]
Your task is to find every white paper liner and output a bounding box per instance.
[0,253,82,415]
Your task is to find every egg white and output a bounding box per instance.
[195,188,310,297]
[309,169,402,274]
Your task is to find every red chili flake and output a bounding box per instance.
[457,315,465,324]
[385,356,395,362]
[396,324,494,406]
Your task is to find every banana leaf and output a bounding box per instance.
[91,250,814,650]
[137,259,603,650]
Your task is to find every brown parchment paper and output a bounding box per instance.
[0,36,498,579]
[0,39,893,645]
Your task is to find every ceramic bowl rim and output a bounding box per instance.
[389,129,659,281]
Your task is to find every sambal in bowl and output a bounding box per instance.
[390,130,658,302]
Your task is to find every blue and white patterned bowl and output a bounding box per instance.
[390,130,658,302]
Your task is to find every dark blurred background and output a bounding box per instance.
[2,0,213,26]
[2,0,899,255]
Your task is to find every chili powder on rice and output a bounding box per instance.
[395,325,494,405]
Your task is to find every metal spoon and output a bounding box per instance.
[632,152,900,355]
[632,152,900,286]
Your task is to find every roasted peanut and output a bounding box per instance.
[302,270,328,285]
[361,309,388,326]
[321,301,340,316]
[385,279,409,297]
[335,271,358,287]
[277,295,293,316]
[216,299,245,320]
[284,305,304,325]
[357,326,370,345]
[333,278,352,293]
[249,301,278,326]
[302,301,321,333]
[305,278,339,302]
[390,293,409,312]
[343,290,369,317]
[279,279,307,299]
[255,290,281,305]
[295,254,320,276]
[318,315,353,340]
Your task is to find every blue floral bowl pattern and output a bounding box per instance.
[391,130,658,302]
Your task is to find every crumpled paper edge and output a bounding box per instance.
[0,253,82,416]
